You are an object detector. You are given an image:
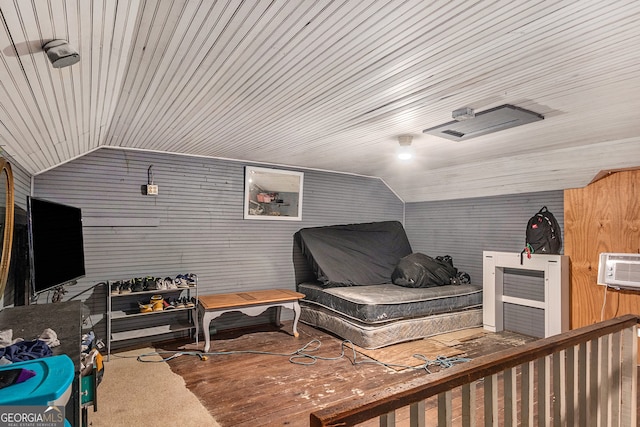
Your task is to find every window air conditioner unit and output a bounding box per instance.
[597,253,640,290]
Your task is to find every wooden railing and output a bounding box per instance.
[310,315,639,427]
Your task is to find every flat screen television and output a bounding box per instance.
[27,197,86,297]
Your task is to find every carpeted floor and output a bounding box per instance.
[87,347,219,427]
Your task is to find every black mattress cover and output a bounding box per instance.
[294,220,412,287]
[299,281,483,324]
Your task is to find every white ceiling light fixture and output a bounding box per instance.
[43,40,80,68]
[424,104,544,141]
[397,135,413,160]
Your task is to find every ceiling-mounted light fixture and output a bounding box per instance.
[397,135,413,160]
[43,39,80,68]
[424,104,544,141]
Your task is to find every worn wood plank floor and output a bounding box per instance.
[158,322,536,426]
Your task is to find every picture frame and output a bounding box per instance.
[244,166,303,220]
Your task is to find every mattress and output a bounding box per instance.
[300,302,483,349]
[298,282,483,324]
[294,221,412,287]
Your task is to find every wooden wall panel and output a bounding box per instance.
[564,169,640,359]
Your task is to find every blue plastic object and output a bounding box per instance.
[0,354,74,406]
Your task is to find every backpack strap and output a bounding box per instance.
[520,244,533,265]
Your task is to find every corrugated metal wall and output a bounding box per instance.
[33,148,404,343]
[405,191,564,337]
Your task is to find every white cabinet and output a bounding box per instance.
[105,279,198,357]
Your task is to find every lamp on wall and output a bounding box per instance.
[397,135,413,160]
[42,40,80,68]
[141,165,158,195]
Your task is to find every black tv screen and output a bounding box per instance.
[27,197,86,295]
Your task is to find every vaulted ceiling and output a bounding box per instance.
[1,0,639,202]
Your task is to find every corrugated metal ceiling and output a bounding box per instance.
[1,0,639,202]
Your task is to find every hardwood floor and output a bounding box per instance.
[157,322,537,426]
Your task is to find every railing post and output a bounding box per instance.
[578,341,588,427]
[484,374,498,427]
[437,392,451,427]
[566,345,577,427]
[610,331,621,427]
[522,361,535,426]
[537,356,550,427]
[588,338,599,424]
[380,410,395,427]
[504,367,517,426]
[462,382,477,427]
[552,350,566,427]
[599,334,610,427]
[620,325,637,427]
[410,400,425,427]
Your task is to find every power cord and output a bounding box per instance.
[134,339,471,374]
[600,284,608,322]
[51,285,67,302]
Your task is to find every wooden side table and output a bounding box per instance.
[198,289,305,352]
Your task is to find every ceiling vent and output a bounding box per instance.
[423,104,544,141]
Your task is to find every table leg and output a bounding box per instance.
[202,311,214,352]
[194,306,200,344]
[274,306,282,327]
[292,300,300,338]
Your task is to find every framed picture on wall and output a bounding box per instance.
[244,166,303,220]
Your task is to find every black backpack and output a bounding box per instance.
[521,206,562,262]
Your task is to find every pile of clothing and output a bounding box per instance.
[0,328,59,364]
[0,328,59,390]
